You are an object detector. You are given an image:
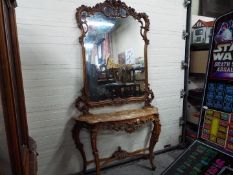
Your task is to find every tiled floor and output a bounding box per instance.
[88,149,185,175]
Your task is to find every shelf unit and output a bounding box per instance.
[190,43,210,51]
[186,43,210,142]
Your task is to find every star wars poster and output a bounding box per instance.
[209,12,233,80]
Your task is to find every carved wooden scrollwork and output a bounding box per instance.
[100,115,157,133]
[75,88,90,114]
[111,146,129,160]
[149,119,161,170]
[145,84,155,107]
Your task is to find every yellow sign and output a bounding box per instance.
[210,118,220,136]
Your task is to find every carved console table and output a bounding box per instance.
[72,106,161,175]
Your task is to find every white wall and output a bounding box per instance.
[16,0,186,174]
[112,17,144,63]
[192,0,200,15]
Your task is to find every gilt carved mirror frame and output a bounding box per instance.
[75,0,154,114]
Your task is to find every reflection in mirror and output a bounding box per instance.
[84,12,145,101]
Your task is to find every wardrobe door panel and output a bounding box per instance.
[0,87,12,175]
[0,0,33,174]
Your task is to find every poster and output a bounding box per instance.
[118,52,125,64]
[125,48,135,64]
[198,11,233,155]
[210,18,233,80]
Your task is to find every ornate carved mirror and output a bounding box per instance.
[76,0,153,113]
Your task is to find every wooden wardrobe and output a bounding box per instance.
[0,0,37,174]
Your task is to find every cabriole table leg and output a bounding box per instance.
[148,117,161,170]
[90,127,101,175]
[72,123,87,174]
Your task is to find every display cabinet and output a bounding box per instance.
[186,43,210,142]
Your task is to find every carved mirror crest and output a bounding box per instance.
[75,0,154,113]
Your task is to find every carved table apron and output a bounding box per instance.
[72,107,161,175]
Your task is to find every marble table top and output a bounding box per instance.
[73,106,158,124]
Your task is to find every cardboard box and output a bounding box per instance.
[190,51,209,74]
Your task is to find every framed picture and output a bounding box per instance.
[125,48,135,64]
[118,52,126,64]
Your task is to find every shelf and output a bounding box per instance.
[188,94,202,101]
[187,88,203,108]
[185,122,198,145]
[189,73,206,78]
[186,121,199,133]
[188,105,202,112]
[186,136,195,145]
[189,87,203,92]
[187,99,202,110]
[191,43,210,51]
[187,111,200,124]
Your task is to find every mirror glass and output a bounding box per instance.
[83,12,145,101]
